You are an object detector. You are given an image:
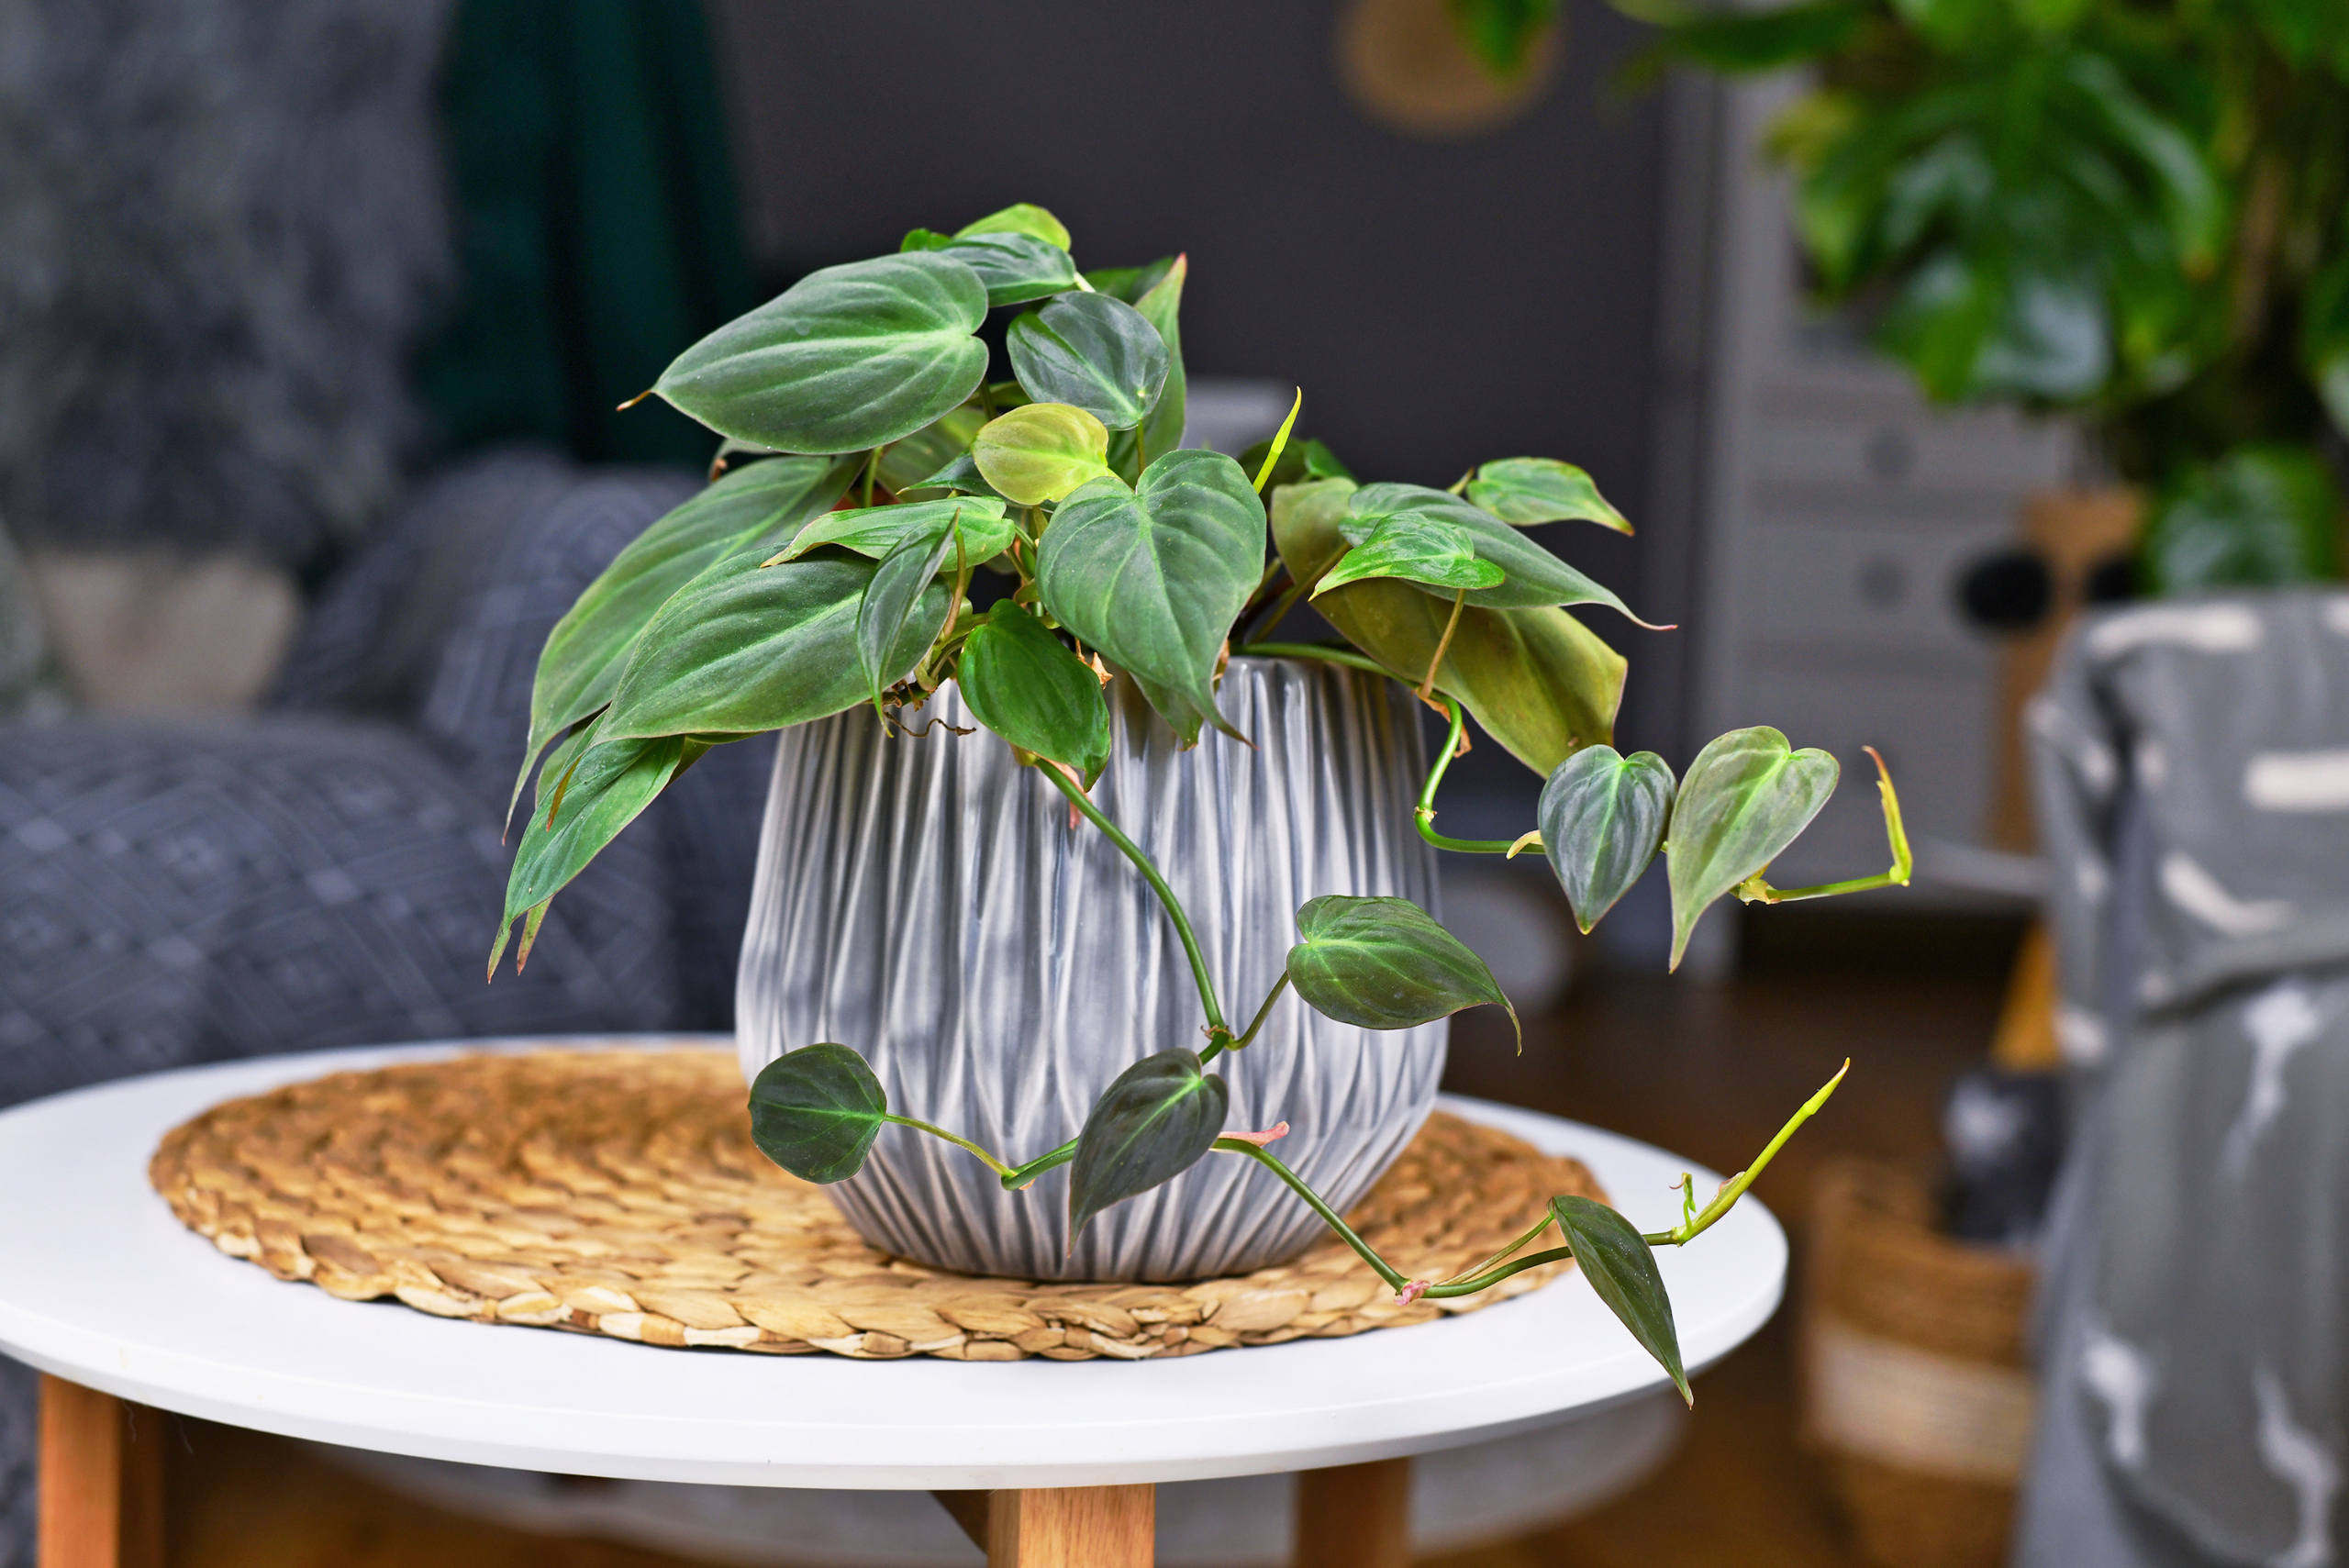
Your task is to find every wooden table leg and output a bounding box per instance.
[39,1376,164,1568]
[1294,1457,1410,1568]
[932,1485,1154,1566]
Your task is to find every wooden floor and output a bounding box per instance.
[159,904,2020,1568]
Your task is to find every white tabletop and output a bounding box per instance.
[0,1040,1784,1489]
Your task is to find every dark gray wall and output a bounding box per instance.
[707,0,1675,819]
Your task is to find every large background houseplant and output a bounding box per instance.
[491,201,1909,1396]
[1615,0,2349,593]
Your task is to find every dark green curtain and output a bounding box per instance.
[416,0,757,467]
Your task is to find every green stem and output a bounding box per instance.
[863,446,880,508]
[1424,1246,1576,1298]
[1416,699,1530,854]
[1642,1060,1850,1246]
[884,1115,1015,1178]
[1041,763,1226,1035]
[1232,641,1394,681]
[999,1140,1076,1191]
[1213,1140,1408,1292]
[1231,973,1290,1051]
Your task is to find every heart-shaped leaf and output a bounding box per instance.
[493,717,692,973]
[903,449,1008,502]
[1665,728,1838,970]
[952,202,1072,250]
[955,603,1112,784]
[1275,480,1625,775]
[1312,513,1505,595]
[857,520,959,713]
[1541,747,1676,933]
[514,454,858,815]
[972,403,1112,505]
[1037,449,1265,744]
[599,553,949,740]
[1553,1195,1688,1405]
[1343,484,1651,622]
[1008,293,1171,431]
[748,1043,888,1184]
[1467,458,1632,533]
[1286,895,1517,1045]
[937,231,1079,306]
[1067,1049,1230,1236]
[652,253,988,454]
[774,496,1014,566]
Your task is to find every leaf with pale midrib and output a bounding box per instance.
[748,1044,889,1184]
[1664,727,1838,970]
[1286,895,1516,1045]
[1553,1195,1689,1405]
[1540,746,1675,933]
[1067,1050,1230,1236]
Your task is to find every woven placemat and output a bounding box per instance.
[150,1050,1602,1362]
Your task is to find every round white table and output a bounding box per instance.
[0,1040,1787,1567]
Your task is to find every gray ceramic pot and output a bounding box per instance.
[735,656,1444,1281]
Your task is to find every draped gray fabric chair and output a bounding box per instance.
[2016,590,2349,1568]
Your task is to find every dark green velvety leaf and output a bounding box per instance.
[1313,513,1504,595]
[955,602,1112,784]
[493,719,689,973]
[973,403,1112,505]
[1552,1195,1688,1405]
[1272,479,1625,775]
[747,1043,888,1184]
[1666,728,1837,971]
[1109,256,1187,477]
[876,406,986,496]
[1467,458,1631,533]
[1286,895,1516,1044]
[937,232,1080,306]
[1008,293,1171,431]
[1343,484,1652,622]
[600,553,949,740]
[775,495,1015,566]
[516,455,858,814]
[1067,1049,1230,1236]
[857,521,959,713]
[652,254,988,454]
[952,202,1072,250]
[1037,450,1265,745]
[902,449,1008,502]
[1540,746,1675,933]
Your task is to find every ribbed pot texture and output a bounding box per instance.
[735,656,1446,1282]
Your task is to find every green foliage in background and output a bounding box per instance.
[1615,0,2349,593]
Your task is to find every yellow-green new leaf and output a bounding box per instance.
[1665,728,1838,970]
[972,403,1112,505]
[774,496,1014,566]
[1467,458,1633,533]
[1311,513,1504,595]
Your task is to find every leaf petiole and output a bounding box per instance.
[1642,1060,1849,1246]
[1733,748,1911,906]
[1041,762,1227,1034]
[1212,1138,1408,1292]
[883,1114,1016,1178]
[1416,698,1534,854]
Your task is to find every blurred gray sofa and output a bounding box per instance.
[0,448,773,1109]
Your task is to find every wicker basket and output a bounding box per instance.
[1802,1159,2038,1568]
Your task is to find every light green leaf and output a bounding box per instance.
[972,403,1112,505]
[1467,458,1632,533]
[599,553,950,740]
[774,495,1014,566]
[1286,895,1517,1045]
[1067,1049,1230,1236]
[1008,294,1171,431]
[952,202,1073,251]
[748,1044,888,1184]
[936,232,1080,306]
[514,455,858,816]
[1665,728,1838,970]
[955,603,1112,784]
[1312,513,1504,596]
[1553,1195,1688,1405]
[1540,746,1675,933]
[857,521,959,714]
[1037,450,1265,744]
[652,254,987,454]
[1274,480,1625,773]
[1342,484,1653,622]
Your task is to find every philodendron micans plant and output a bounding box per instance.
[491,202,1912,1402]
